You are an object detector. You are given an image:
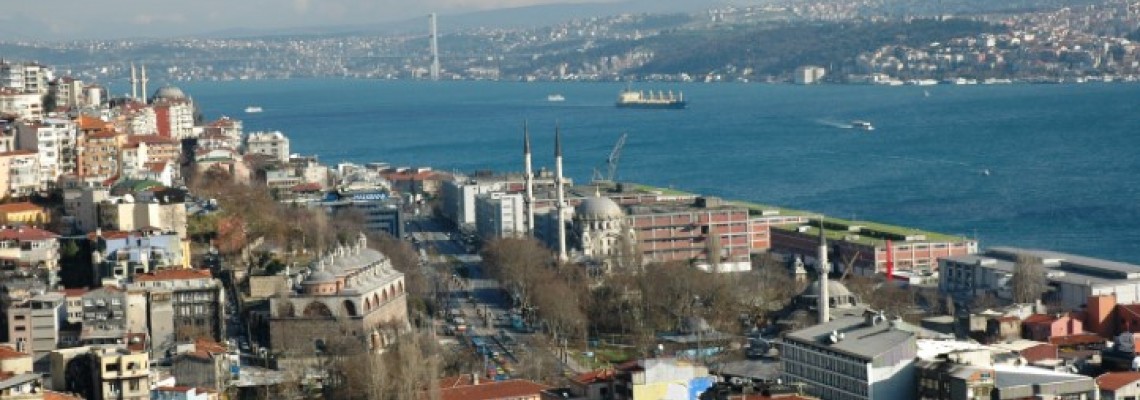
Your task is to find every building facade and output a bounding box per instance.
[940,247,1140,310]
[475,192,525,240]
[268,234,409,358]
[782,313,918,400]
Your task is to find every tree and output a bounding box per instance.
[1011,255,1047,304]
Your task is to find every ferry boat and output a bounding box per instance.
[547,94,565,102]
[244,106,263,113]
[616,88,686,109]
[851,120,874,131]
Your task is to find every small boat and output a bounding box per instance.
[850,120,874,131]
[244,106,263,113]
[546,94,565,102]
[982,169,991,176]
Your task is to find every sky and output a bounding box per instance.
[0,0,622,41]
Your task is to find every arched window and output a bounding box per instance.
[398,281,405,295]
[373,293,381,306]
[364,298,372,311]
[382,289,389,303]
[343,300,358,317]
[303,301,334,318]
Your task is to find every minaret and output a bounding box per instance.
[140,64,149,104]
[129,63,138,100]
[555,126,568,262]
[818,217,831,324]
[523,121,535,235]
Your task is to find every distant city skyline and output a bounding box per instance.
[0,0,625,41]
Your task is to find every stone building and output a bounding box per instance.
[268,233,409,359]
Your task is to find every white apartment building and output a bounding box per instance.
[0,62,51,94]
[441,177,507,228]
[0,89,43,121]
[795,65,827,84]
[244,131,290,162]
[124,106,158,135]
[53,77,86,108]
[475,191,525,240]
[782,312,918,400]
[29,118,78,189]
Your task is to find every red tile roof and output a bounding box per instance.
[61,288,89,297]
[439,379,549,400]
[77,115,109,130]
[0,345,29,359]
[144,161,169,173]
[0,202,44,214]
[44,391,84,400]
[1022,314,1055,325]
[1049,334,1106,346]
[194,337,228,354]
[0,150,37,157]
[1098,371,1140,391]
[127,135,178,146]
[0,227,58,241]
[134,268,213,282]
[573,369,615,384]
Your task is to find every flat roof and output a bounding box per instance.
[993,363,1093,390]
[988,247,1140,280]
[944,248,1140,286]
[776,220,972,247]
[784,316,915,360]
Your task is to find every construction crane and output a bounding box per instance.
[591,133,627,185]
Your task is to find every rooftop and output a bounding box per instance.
[133,268,213,282]
[784,315,916,360]
[0,226,58,241]
[438,378,550,400]
[0,202,43,214]
[774,217,971,247]
[945,248,1140,286]
[993,363,1093,390]
[0,345,29,360]
[1097,371,1140,391]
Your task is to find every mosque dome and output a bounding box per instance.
[576,196,623,220]
[800,280,853,298]
[152,85,187,101]
[303,270,337,284]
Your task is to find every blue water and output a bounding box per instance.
[177,80,1140,263]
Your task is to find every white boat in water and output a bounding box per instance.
[245,106,263,113]
[547,94,565,102]
[851,120,874,131]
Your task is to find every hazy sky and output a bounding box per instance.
[0,0,620,40]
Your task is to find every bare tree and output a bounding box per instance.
[1011,255,1047,304]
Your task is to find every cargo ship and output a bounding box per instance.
[616,88,686,109]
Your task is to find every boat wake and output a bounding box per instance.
[815,119,853,129]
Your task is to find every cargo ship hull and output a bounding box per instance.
[616,101,687,109]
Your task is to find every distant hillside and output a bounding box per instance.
[378,0,728,34]
[521,19,1002,78]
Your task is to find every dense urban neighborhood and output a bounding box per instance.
[0,1,1140,400]
[3,0,1140,84]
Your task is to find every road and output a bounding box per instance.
[405,215,590,376]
